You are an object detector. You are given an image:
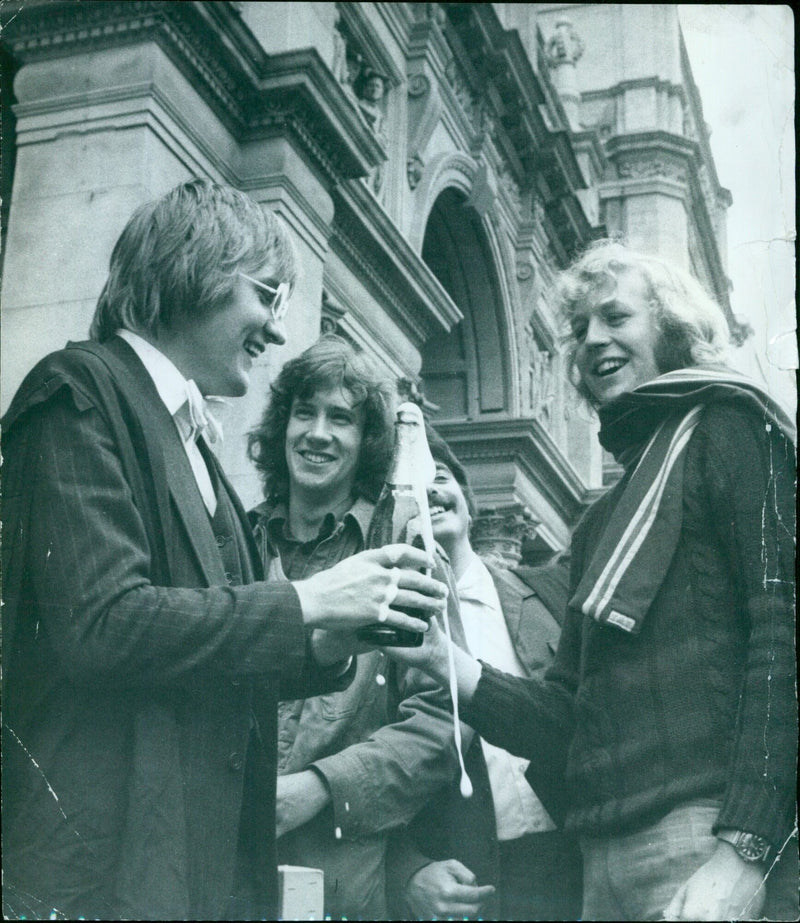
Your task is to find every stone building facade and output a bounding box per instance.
[0,2,735,564]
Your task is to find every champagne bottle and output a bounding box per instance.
[358,402,436,647]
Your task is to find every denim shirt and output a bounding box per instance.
[249,497,461,837]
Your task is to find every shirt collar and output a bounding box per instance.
[117,329,193,417]
[457,550,494,599]
[264,495,374,545]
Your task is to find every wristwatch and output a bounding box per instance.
[716,829,771,863]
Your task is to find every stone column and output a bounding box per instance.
[471,503,538,568]
[545,20,585,131]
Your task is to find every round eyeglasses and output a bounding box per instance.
[239,272,291,322]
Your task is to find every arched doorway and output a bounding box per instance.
[419,188,508,420]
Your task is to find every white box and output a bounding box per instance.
[278,864,324,920]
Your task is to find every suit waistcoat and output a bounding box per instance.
[205,454,256,587]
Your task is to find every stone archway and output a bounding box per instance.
[419,187,508,420]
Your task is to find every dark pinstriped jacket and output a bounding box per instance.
[1,337,351,921]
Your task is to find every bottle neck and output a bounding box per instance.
[387,421,422,486]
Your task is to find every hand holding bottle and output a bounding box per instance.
[382,613,482,705]
[359,402,439,646]
[293,543,447,639]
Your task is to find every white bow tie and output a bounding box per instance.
[184,379,226,444]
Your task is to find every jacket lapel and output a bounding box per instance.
[486,562,524,646]
[486,562,555,679]
[164,434,227,586]
[106,337,226,587]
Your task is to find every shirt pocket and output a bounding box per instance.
[319,654,383,722]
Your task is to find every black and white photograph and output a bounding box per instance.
[0,3,796,920]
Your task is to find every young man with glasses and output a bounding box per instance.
[1,179,446,921]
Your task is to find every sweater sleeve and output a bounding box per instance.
[459,615,577,829]
[458,525,595,824]
[697,405,796,849]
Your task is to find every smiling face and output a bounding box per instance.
[572,268,663,405]
[427,462,471,559]
[285,386,366,505]
[157,269,288,397]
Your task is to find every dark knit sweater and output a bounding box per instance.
[463,401,796,849]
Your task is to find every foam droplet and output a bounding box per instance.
[344,801,350,812]
[375,673,386,686]
[334,826,342,840]
[459,772,473,799]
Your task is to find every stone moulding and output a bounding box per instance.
[3,0,262,126]
[441,0,595,251]
[433,416,585,526]
[330,179,463,346]
[245,50,386,185]
[2,0,385,186]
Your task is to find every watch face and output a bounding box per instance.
[738,834,769,861]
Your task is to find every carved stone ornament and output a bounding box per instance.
[321,291,348,336]
[617,158,687,183]
[407,153,425,190]
[545,19,585,69]
[496,163,521,215]
[408,73,430,98]
[516,261,534,282]
[471,504,538,567]
[444,57,479,128]
[527,337,555,426]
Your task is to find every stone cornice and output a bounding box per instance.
[246,48,386,182]
[432,416,586,524]
[330,179,463,344]
[338,2,404,86]
[2,0,384,184]
[2,1,263,127]
[439,4,595,258]
[581,75,684,102]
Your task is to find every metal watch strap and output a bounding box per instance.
[717,829,771,863]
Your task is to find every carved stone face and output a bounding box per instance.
[362,75,385,102]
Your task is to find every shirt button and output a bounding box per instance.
[227,751,244,771]
[216,534,230,548]
[225,572,235,584]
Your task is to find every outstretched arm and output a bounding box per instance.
[11,392,446,689]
